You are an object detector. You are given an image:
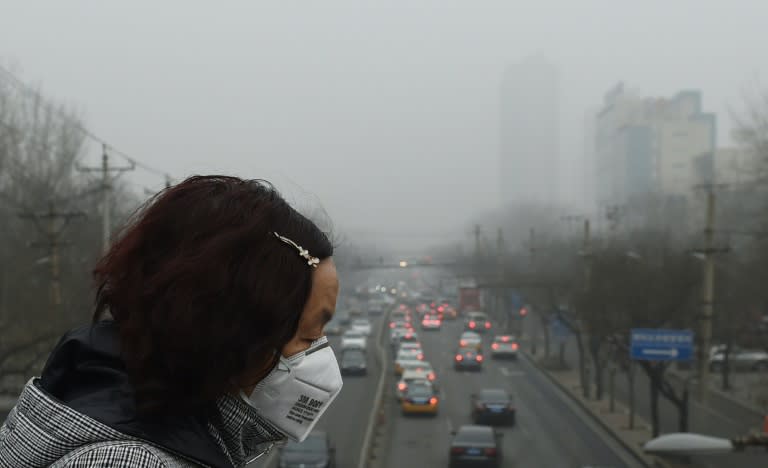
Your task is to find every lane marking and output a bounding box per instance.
[499,366,526,377]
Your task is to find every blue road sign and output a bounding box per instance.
[630,328,694,361]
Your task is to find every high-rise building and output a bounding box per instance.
[499,56,560,207]
[594,84,716,227]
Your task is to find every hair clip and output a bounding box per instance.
[273,232,320,268]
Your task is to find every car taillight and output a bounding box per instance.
[492,343,500,350]
[450,447,465,454]
[469,321,476,328]
[484,447,497,456]
[502,336,510,342]
[429,397,438,405]
[455,354,463,361]
[428,372,435,381]
[485,322,491,329]
[460,340,467,347]
[512,342,519,350]
[390,323,395,328]
[476,355,484,362]
[398,383,407,391]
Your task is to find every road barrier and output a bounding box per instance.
[357,308,391,468]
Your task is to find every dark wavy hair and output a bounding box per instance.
[92,175,333,415]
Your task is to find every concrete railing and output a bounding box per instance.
[357,309,391,468]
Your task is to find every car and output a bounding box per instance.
[396,348,424,363]
[398,360,436,383]
[394,358,422,376]
[390,326,411,343]
[340,348,367,376]
[398,331,420,344]
[465,311,492,333]
[350,318,372,336]
[709,347,768,372]
[449,425,502,468]
[490,335,519,359]
[421,314,442,330]
[396,370,433,400]
[394,350,425,375]
[279,431,336,468]
[400,382,439,416]
[471,388,515,425]
[389,319,413,331]
[397,341,422,354]
[454,347,483,371]
[324,319,343,336]
[459,331,483,351]
[341,330,367,350]
[440,304,458,320]
[391,331,420,354]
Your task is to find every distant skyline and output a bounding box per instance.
[1,0,766,252]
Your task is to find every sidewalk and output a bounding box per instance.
[524,352,673,468]
[670,364,768,424]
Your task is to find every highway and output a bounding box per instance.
[382,319,644,468]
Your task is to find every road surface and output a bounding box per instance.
[382,319,644,468]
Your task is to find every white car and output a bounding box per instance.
[351,319,372,336]
[491,335,519,359]
[459,331,482,350]
[710,347,768,372]
[341,330,367,350]
[397,342,422,354]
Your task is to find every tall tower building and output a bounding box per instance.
[499,56,560,207]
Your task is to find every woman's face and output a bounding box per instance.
[281,258,339,357]
[242,258,339,395]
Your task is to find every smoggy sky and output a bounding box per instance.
[1,0,766,251]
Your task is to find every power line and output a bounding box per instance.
[0,64,171,180]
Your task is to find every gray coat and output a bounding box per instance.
[0,322,284,467]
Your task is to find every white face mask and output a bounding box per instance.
[241,336,343,442]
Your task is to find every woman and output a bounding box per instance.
[0,175,342,467]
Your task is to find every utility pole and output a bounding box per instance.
[473,224,482,263]
[528,227,537,354]
[581,219,593,399]
[496,228,506,330]
[18,200,85,313]
[77,144,134,253]
[698,190,716,404]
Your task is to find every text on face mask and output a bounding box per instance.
[285,394,326,424]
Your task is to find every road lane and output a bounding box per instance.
[384,319,643,468]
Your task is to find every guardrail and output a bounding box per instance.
[357,308,391,468]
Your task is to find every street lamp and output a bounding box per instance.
[644,432,768,456]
